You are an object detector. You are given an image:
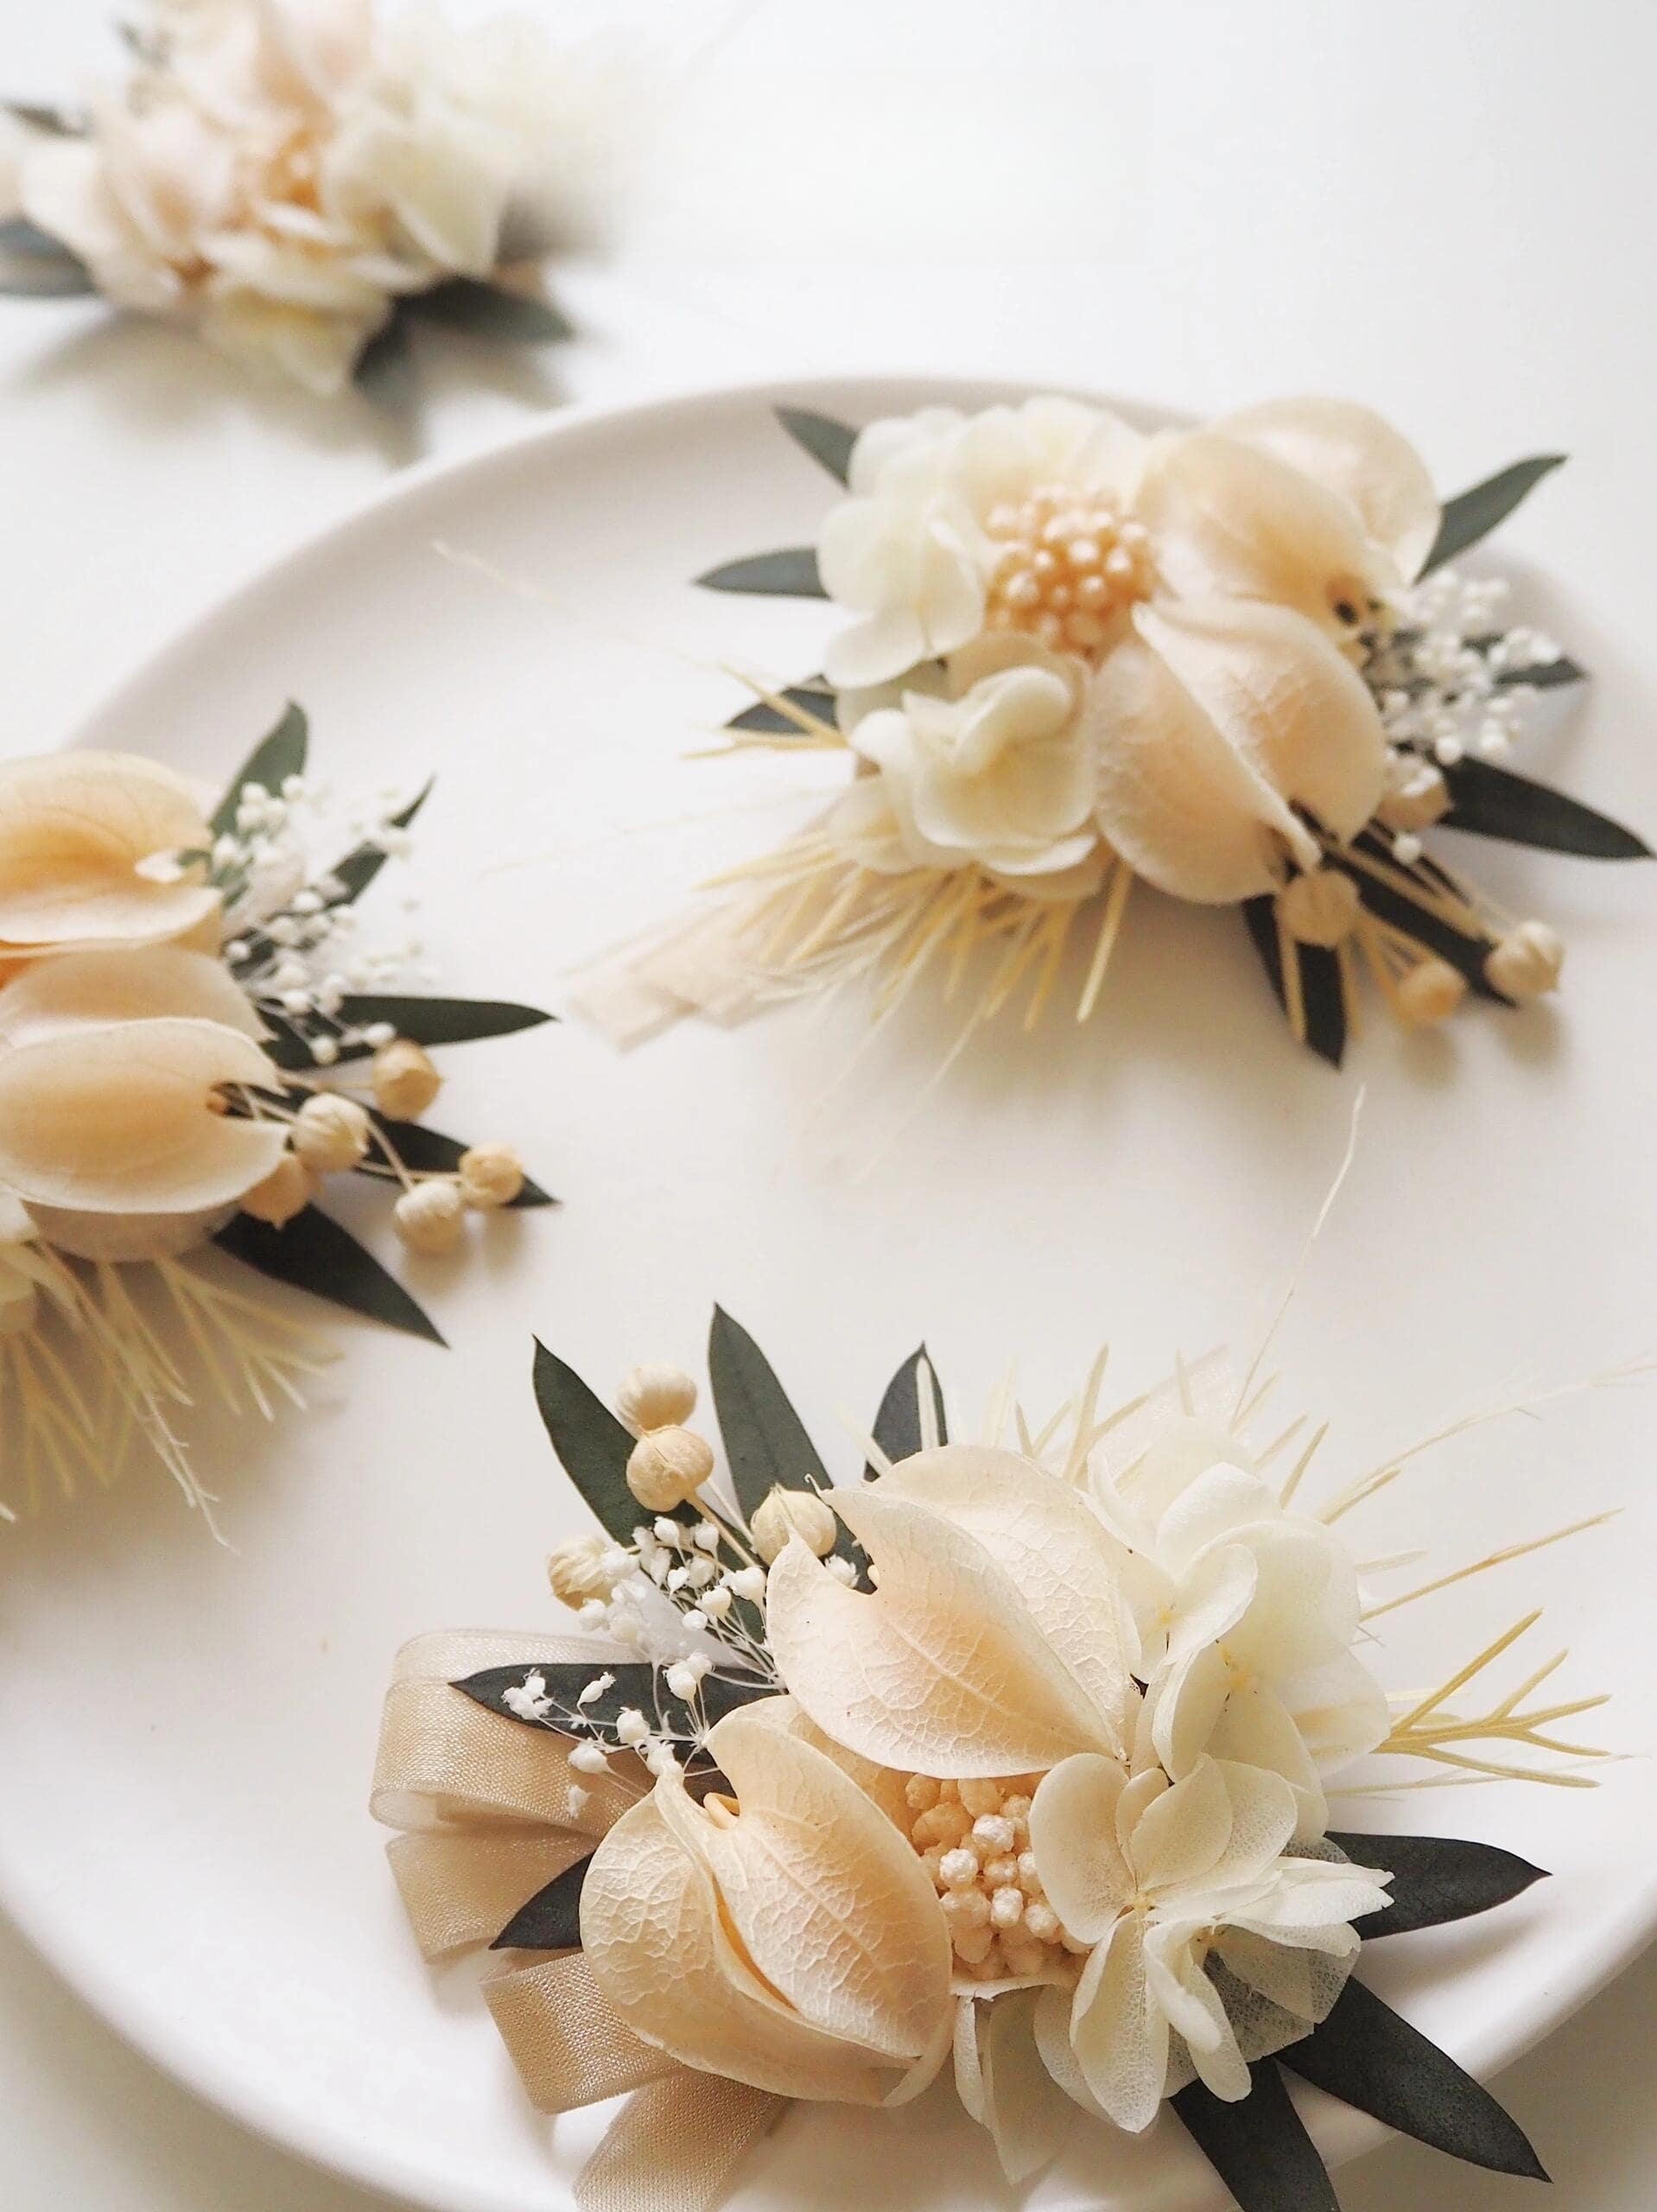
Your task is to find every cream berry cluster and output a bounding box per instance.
[905,1772,1080,1980]
[981,485,1152,658]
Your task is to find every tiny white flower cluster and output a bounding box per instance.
[1366,568,1563,778]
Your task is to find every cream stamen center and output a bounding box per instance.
[983,484,1152,659]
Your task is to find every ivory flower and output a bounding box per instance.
[834,641,1101,888]
[813,396,1433,901]
[1028,1753,1390,2127]
[0,752,217,958]
[0,946,284,1258]
[581,1703,954,2102]
[14,0,606,394]
[1092,1414,1389,1835]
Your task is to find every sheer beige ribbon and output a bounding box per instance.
[372,1630,789,2210]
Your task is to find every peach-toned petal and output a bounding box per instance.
[0,752,217,953]
[0,1018,284,1215]
[767,1485,1118,1776]
[1218,397,1440,582]
[0,947,263,1046]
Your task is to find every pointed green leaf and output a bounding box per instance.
[1329,1831,1546,1939]
[1441,759,1650,859]
[1241,898,1347,1067]
[354,308,421,416]
[405,276,573,344]
[1496,654,1584,690]
[210,702,310,838]
[726,683,838,735]
[696,549,826,598]
[531,1339,665,1544]
[1172,2063,1339,2211]
[213,1205,444,1344]
[333,995,553,1047]
[1423,454,1565,574]
[1284,1979,1546,2178]
[865,1344,947,1478]
[708,1306,829,1522]
[1325,842,1509,1002]
[3,101,86,137]
[776,405,857,485]
[353,1115,555,1208]
[0,216,95,296]
[492,1853,591,1950]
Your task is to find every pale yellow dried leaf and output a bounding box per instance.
[0,751,217,952]
[1217,397,1440,582]
[0,946,265,1046]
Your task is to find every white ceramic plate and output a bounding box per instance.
[1,377,1653,2212]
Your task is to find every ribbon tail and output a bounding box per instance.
[575,2074,790,2212]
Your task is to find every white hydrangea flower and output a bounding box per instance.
[1027,1752,1390,2128]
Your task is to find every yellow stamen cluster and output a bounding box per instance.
[905,1772,1081,1980]
[983,485,1152,659]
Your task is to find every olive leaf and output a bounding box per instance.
[1172,2063,1339,2212]
[531,1339,677,1544]
[1283,1980,1546,2178]
[726,683,838,735]
[1496,654,1584,690]
[708,1306,829,1522]
[214,1206,444,1344]
[352,1115,556,1208]
[353,309,421,418]
[1422,454,1565,574]
[775,405,857,485]
[210,702,309,838]
[1240,899,1347,1068]
[0,215,96,296]
[866,1344,948,1478]
[1324,838,1510,1003]
[1329,1829,1546,1940]
[405,276,573,344]
[1440,759,1650,859]
[695,549,826,598]
[492,1853,590,1950]
[3,100,86,136]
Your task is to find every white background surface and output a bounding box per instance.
[0,3,1654,2209]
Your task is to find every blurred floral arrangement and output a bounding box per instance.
[0,705,550,1524]
[374,1311,1611,2212]
[580,397,1647,1067]
[0,0,616,401]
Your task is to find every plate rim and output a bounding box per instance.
[3,367,1652,2212]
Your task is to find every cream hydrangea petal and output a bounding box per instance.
[822,607,935,692]
[1069,1913,1166,2133]
[655,1708,951,2063]
[1160,1543,1258,1676]
[1109,1412,1254,1524]
[1143,1923,1248,2097]
[580,1793,897,2104]
[1026,1754,1133,1946]
[847,408,968,497]
[21,139,182,312]
[1148,1641,1230,1778]
[1032,1981,1108,2119]
[955,1989,1074,2183]
[1283,1651,1391,1773]
[1154,1464,1283,1570]
[1176,1762,1300,1898]
[197,293,380,397]
[1218,397,1441,583]
[0,948,261,1046]
[950,397,1146,512]
[1116,1766,1169,1853]
[766,1487,1118,1775]
[1225,1522,1361,1676]
[1126,1756,1234,1896]
[1206,1683,1328,1840]
[1212,1928,1328,2022]
[0,753,218,953]
[1136,429,1394,628]
[879,1445,1139,1737]
[1225,1854,1391,1942]
[1092,596,1388,903]
[0,1018,285,1215]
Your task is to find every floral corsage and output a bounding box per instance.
[373,1312,1608,2212]
[580,397,1647,1065]
[0,0,611,404]
[0,704,549,1522]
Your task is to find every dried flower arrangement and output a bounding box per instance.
[0,703,550,1522]
[0,1,613,406]
[579,397,1647,1067]
[373,1308,1613,2212]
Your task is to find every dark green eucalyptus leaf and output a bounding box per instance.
[491,1853,591,1950]
[775,405,857,485]
[531,1339,670,1544]
[1440,759,1650,859]
[406,276,573,344]
[726,684,838,735]
[708,1306,829,1522]
[1496,654,1584,690]
[1330,1831,1546,1939]
[352,1115,555,1208]
[1172,2063,1339,2212]
[0,216,96,296]
[1241,898,1347,1068]
[213,1205,444,1344]
[1423,454,1565,574]
[210,702,309,838]
[1327,841,1509,1002]
[865,1344,948,1478]
[3,101,86,136]
[333,995,554,1047]
[455,1658,773,1743]
[695,549,826,598]
[1284,1980,1546,2178]
[354,308,421,416]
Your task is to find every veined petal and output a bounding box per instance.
[1070,1912,1165,2133]
[1027,1753,1133,1946]
[1126,1756,1233,1897]
[0,948,259,1047]
[656,1708,951,2064]
[1227,1853,1391,1941]
[1281,1650,1391,1775]
[1161,1544,1257,1676]
[0,1017,285,1216]
[1155,1464,1282,1570]
[581,1793,897,2104]
[1218,397,1440,583]
[879,1445,1138,1738]
[1171,1761,1299,1901]
[1225,1521,1361,1677]
[1207,1683,1328,1841]
[1143,1923,1249,2098]
[766,1486,1118,1775]
[0,753,217,954]
[955,1988,1074,2183]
